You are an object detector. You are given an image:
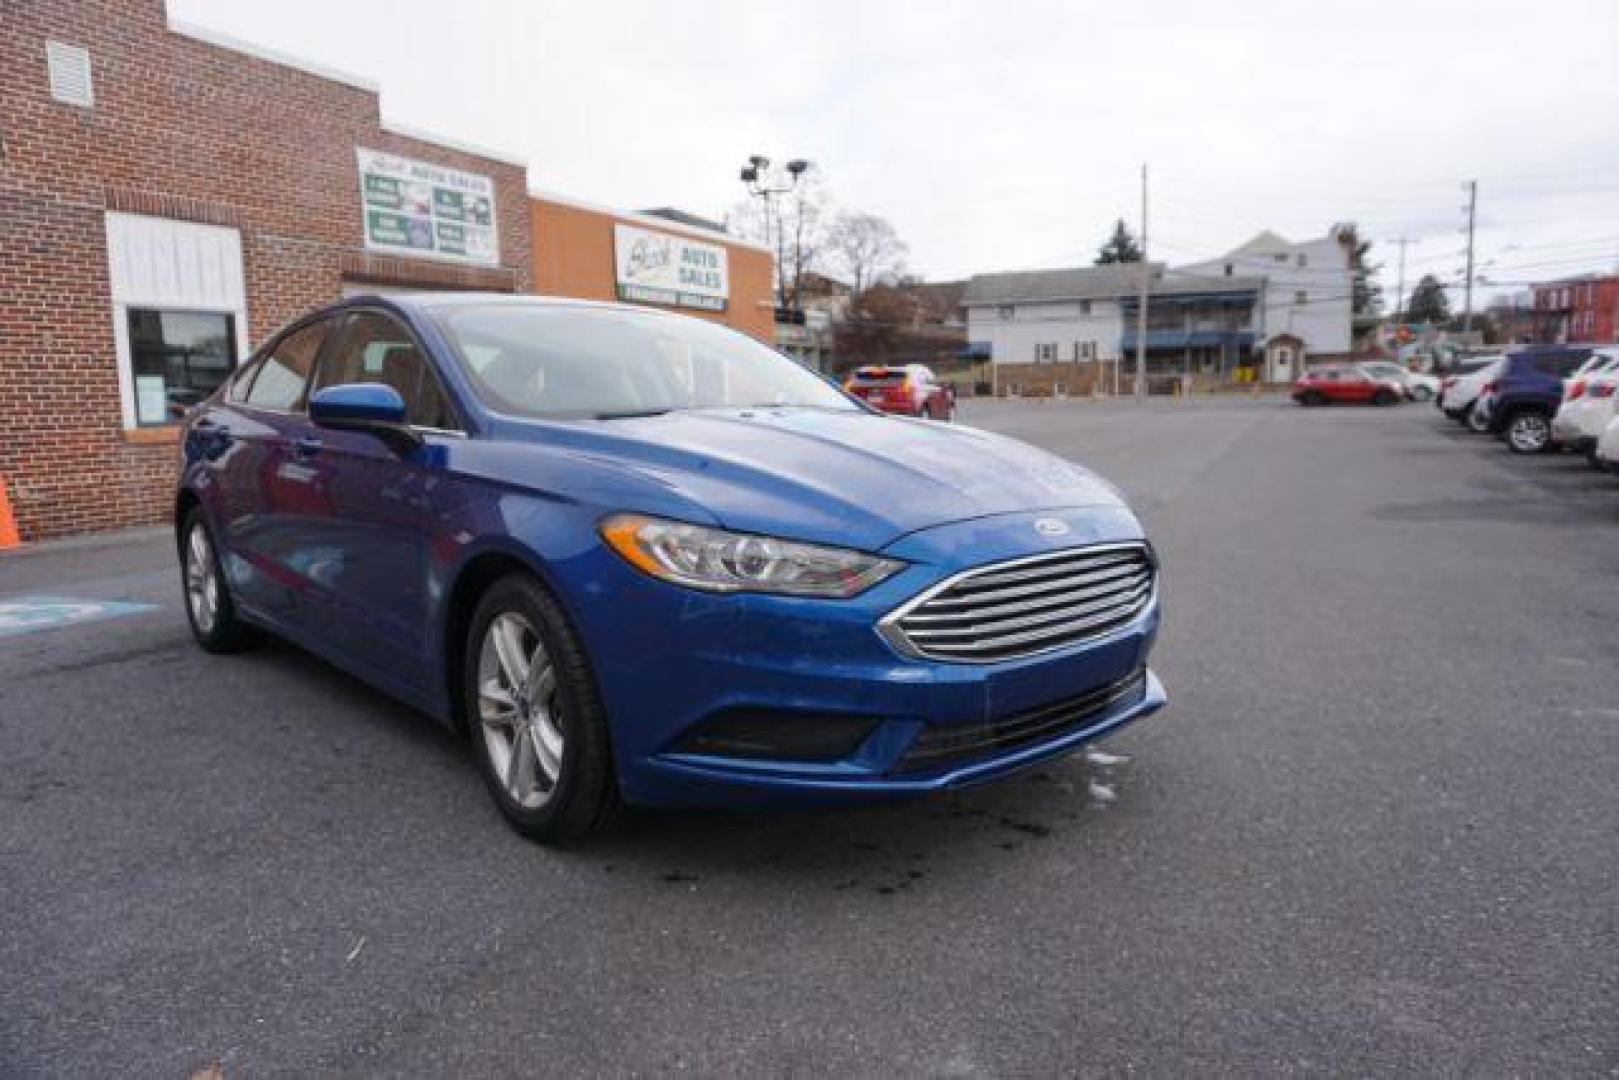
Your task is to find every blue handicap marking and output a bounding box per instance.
[0,596,159,637]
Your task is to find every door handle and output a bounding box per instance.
[294,435,323,457]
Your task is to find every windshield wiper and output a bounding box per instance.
[594,407,673,420]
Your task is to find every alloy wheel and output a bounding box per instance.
[477,612,564,809]
[1507,413,1550,453]
[184,524,219,635]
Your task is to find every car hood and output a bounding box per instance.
[511,407,1128,551]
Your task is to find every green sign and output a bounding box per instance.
[357,148,499,266]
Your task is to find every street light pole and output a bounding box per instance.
[740,156,810,313]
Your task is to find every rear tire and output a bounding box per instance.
[464,573,619,844]
[1504,409,1552,454]
[1411,385,1435,402]
[1299,390,1326,407]
[179,508,253,654]
[1373,389,1396,406]
[1467,404,1490,432]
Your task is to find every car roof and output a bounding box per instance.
[338,291,706,323]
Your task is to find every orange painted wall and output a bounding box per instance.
[530,197,775,342]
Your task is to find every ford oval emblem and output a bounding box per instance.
[1034,518,1070,538]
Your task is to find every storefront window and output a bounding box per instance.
[127,309,237,426]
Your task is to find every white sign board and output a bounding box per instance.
[357,148,499,266]
[613,223,729,312]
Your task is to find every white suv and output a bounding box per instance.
[1438,356,1504,427]
[1551,349,1619,465]
[1360,361,1442,402]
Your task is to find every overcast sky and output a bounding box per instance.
[171,0,1619,305]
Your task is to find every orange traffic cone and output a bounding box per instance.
[0,475,20,549]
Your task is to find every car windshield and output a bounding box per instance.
[438,303,858,418]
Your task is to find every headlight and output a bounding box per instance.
[600,513,904,598]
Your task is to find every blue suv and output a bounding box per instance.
[1486,345,1593,453]
[175,295,1166,842]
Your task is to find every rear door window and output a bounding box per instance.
[1536,352,1589,378]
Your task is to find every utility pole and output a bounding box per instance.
[1461,180,1477,335]
[1391,236,1417,324]
[1135,163,1149,400]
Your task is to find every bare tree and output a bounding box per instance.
[826,211,908,296]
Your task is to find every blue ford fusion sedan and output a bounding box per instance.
[176,294,1165,842]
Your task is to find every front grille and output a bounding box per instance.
[893,668,1147,774]
[879,542,1155,663]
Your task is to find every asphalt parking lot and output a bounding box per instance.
[2,398,1616,1076]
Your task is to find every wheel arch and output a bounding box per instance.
[174,488,202,551]
[440,543,577,736]
[1491,396,1544,432]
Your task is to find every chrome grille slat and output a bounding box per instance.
[915,563,1148,611]
[903,581,1152,640]
[900,572,1149,624]
[913,604,1142,656]
[880,542,1156,663]
[952,551,1143,591]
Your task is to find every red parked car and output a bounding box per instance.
[1292,364,1404,407]
[843,364,956,420]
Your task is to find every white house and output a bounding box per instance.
[964,263,1146,366]
[1178,225,1356,361]
[964,225,1357,386]
[965,263,1266,381]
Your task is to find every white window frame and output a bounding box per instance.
[104,213,250,430]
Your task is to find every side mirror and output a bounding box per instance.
[309,383,422,452]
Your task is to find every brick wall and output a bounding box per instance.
[531,196,775,343]
[0,0,532,540]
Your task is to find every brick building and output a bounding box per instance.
[1531,274,1619,344]
[1,1,533,541]
[530,191,774,343]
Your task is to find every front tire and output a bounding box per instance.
[1505,409,1552,454]
[1411,385,1435,402]
[1299,390,1326,407]
[464,574,618,843]
[1373,389,1396,406]
[179,508,253,653]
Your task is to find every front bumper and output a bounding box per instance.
[571,506,1166,809]
[636,667,1166,808]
